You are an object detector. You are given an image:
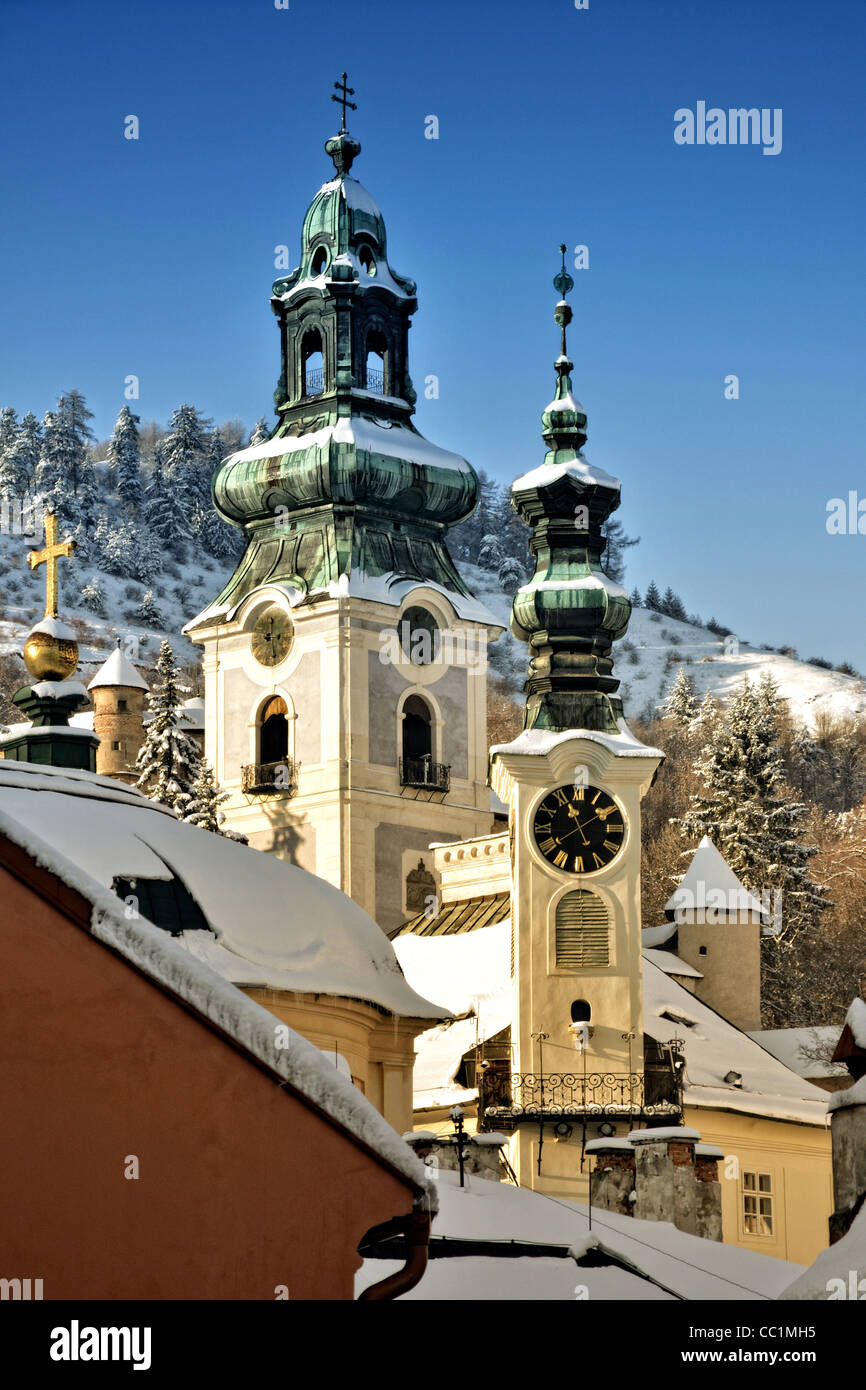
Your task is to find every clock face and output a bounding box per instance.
[251,607,293,667]
[532,784,626,874]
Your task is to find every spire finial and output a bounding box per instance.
[540,243,587,450]
[331,72,356,135]
[325,73,361,175]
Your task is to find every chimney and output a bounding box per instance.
[588,1126,722,1241]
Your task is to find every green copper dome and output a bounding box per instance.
[509,248,631,735]
[203,88,479,616]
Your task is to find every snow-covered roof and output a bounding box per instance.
[0,761,443,1022]
[393,922,512,1110]
[643,947,703,979]
[356,1169,800,1301]
[88,648,149,691]
[643,958,831,1126]
[747,1027,849,1082]
[845,997,866,1049]
[0,794,435,1201]
[491,718,663,762]
[783,1201,865,1299]
[642,921,678,948]
[665,835,766,918]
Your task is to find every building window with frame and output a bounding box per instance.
[742,1171,774,1236]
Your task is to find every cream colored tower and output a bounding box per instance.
[487,251,666,1197]
[185,114,503,933]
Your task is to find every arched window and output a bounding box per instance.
[402,694,432,761]
[570,999,592,1023]
[555,891,609,968]
[302,329,324,397]
[259,695,288,765]
[365,328,387,395]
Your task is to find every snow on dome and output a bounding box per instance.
[0,762,443,1022]
[665,835,767,919]
[88,648,149,691]
[341,176,382,218]
[30,679,89,700]
[512,455,621,494]
[30,615,77,641]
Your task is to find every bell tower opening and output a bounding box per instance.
[259,695,289,765]
[302,330,324,397]
[365,328,387,395]
[401,694,432,762]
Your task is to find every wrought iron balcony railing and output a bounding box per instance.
[241,758,298,796]
[400,756,450,794]
[479,1069,682,1124]
[303,367,323,397]
[365,367,384,394]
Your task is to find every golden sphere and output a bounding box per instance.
[23,629,79,682]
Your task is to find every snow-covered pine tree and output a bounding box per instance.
[675,677,826,957]
[644,580,662,611]
[250,416,270,445]
[498,557,524,590]
[135,641,202,811]
[661,587,687,621]
[108,406,142,512]
[694,689,718,730]
[130,525,163,586]
[144,440,185,545]
[630,586,642,608]
[15,413,41,495]
[79,574,107,617]
[135,588,164,627]
[478,532,504,572]
[179,759,246,840]
[0,410,28,498]
[35,411,64,494]
[55,390,95,495]
[163,404,212,516]
[602,517,639,584]
[664,667,699,725]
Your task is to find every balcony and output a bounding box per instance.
[241,758,298,797]
[365,367,384,395]
[303,367,323,397]
[478,1064,683,1128]
[400,756,450,794]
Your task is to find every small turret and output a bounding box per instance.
[88,647,149,785]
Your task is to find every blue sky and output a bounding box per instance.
[1,0,864,668]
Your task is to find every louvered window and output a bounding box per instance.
[555,891,609,968]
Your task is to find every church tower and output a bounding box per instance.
[488,251,666,1197]
[185,79,501,933]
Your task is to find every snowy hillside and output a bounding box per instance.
[465,564,866,730]
[1,534,863,732]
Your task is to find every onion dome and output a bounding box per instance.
[508,247,631,735]
[200,76,479,617]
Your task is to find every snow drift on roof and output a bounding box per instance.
[0,802,435,1201]
[0,762,443,1021]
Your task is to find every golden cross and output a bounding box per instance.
[27,510,76,619]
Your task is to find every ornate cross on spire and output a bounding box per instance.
[331,72,356,133]
[27,509,75,619]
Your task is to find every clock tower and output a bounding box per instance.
[488,250,665,1197]
[185,80,501,933]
